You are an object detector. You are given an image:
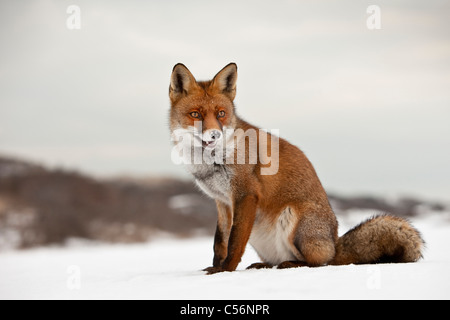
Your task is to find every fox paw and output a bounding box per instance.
[202,266,224,275]
[277,261,308,269]
[246,262,273,270]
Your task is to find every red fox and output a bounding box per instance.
[168,63,424,274]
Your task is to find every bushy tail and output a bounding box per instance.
[331,215,424,265]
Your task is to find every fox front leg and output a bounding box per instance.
[203,201,232,274]
[206,195,257,274]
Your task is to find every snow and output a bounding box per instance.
[0,212,449,300]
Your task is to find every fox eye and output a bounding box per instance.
[218,110,226,118]
[190,111,200,118]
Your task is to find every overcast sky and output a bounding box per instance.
[0,0,449,201]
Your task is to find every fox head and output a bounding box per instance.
[169,63,238,151]
[169,63,280,175]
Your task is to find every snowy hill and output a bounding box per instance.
[1,155,448,250]
[1,211,449,300]
[1,155,449,300]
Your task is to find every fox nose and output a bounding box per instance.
[209,130,222,141]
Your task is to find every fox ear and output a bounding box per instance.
[211,63,237,101]
[169,63,197,104]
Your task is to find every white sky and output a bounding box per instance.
[1,0,449,200]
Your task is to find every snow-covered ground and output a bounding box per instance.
[1,211,449,300]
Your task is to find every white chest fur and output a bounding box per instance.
[187,162,232,206]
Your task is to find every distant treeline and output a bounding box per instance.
[0,155,446,249]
